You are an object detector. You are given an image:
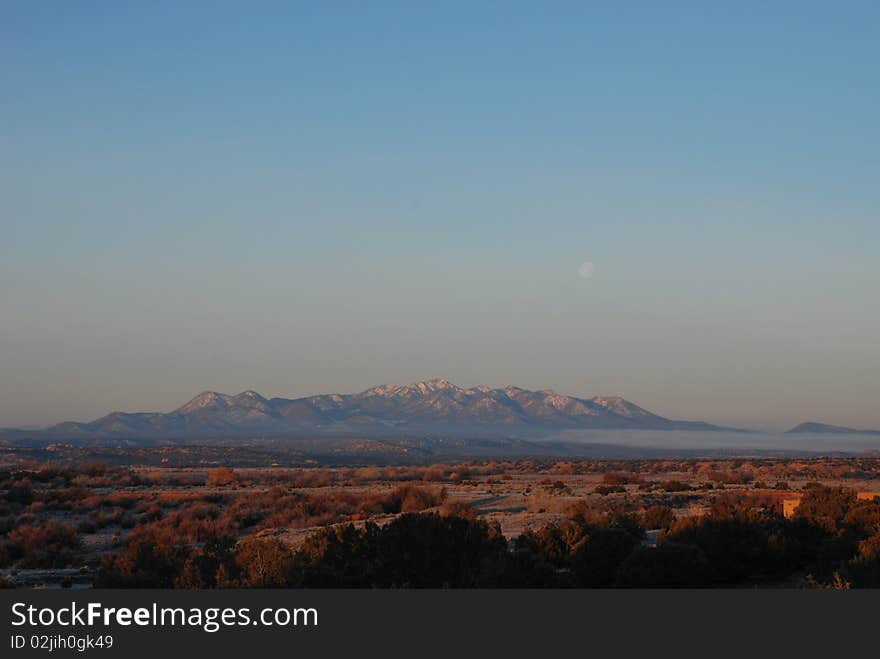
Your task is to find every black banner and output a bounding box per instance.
[2,590,876,657]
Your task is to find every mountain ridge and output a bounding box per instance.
[787,422,880,436]
[13,378,751,440]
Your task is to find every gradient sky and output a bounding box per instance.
[2,2,879,430]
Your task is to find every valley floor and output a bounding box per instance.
[2,451,879,588]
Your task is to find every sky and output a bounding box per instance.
[2,2,879,430]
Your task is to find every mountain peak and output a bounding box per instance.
[235,390,266,401]
[361,378,461,398]
[175,391,230,414]
[415,377,457,392]
[589,396,661,420]
[537,388,565,399]
[788,422,880,435]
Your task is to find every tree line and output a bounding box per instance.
[93,485,880,588]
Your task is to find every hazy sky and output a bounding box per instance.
[2,3,879,430]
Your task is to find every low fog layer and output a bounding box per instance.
[541,430,880,454]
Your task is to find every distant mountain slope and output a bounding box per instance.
[787,422,880,435]
[16,378,750,440]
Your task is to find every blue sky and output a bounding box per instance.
[2,2,879,429]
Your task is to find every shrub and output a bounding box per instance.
[519,507,643,587]
[664,511,827,585]
[440,501,478,520]
[602,472,642,486]
[595,485,626,496]
[569,527,641,587]
[641,506,675,530]
[5,481,34,505]
[659,480,692,492]
[99,540,190,588]
[207,467,238,487]
[843,500,880,537]
[795,485,856,531]
[7,522,81,568]
[388,485,447,513]
[616,544,712,587]
[234,537,293,587]
[293,513,511,588]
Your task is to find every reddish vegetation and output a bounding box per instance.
[1,456,879,588]
[3,521,80,568]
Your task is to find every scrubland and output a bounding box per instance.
[1,452,879,588]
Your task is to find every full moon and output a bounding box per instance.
[577,261,595,279]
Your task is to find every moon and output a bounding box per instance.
[577,261,596,279]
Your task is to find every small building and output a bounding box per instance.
[782,496,803,519]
